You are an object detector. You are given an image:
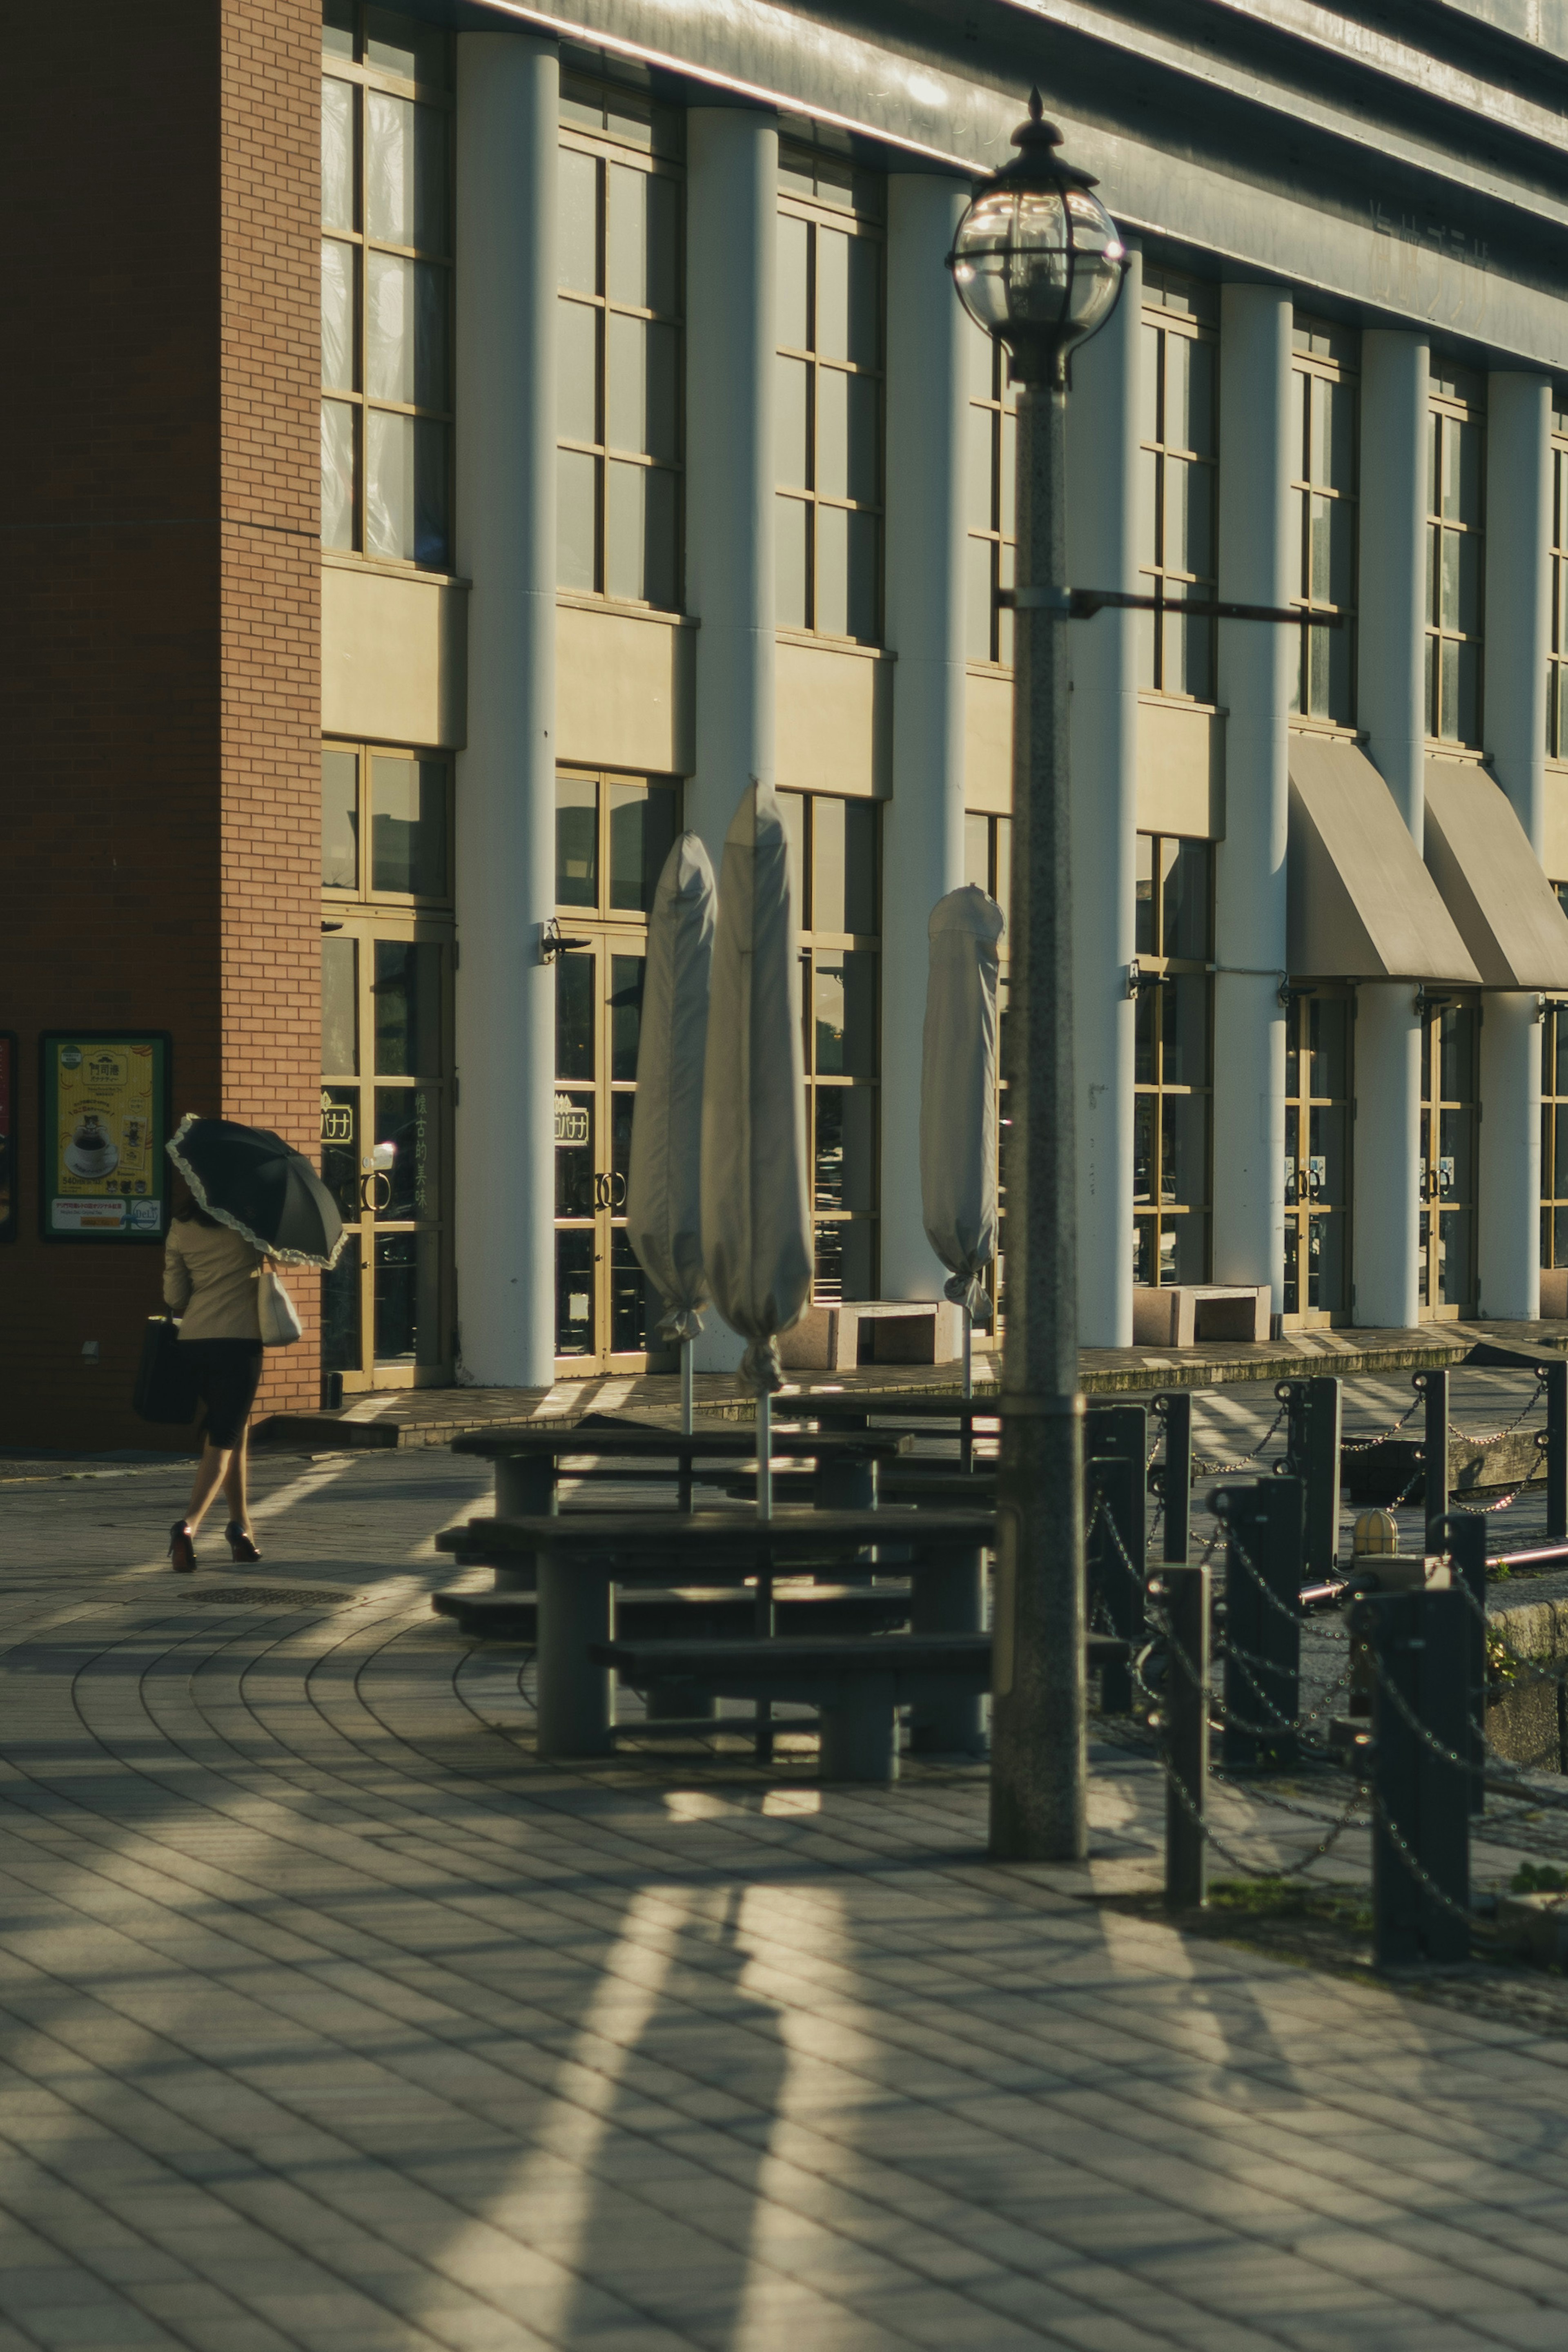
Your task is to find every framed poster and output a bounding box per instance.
[40,1033,172,1242]
[0,1034,15,1243]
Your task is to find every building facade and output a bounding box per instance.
[12,0,1568,1446]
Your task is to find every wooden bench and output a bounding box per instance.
[434,1507,994,1761]
[592,1631,1130,1783]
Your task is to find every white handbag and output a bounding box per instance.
[257,1267,303,1347]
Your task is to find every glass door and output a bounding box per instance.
[1282,988,1352,1325]
[1419,995,1479,1318]
[320,921,453,1387]
[553,768,678,1373]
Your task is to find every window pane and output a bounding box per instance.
[964,813,990,893]
[365,7,448,85]
[320,1087,359,1219]
[814,228,877,364]
[815,505,876,639]
[1309,494,1352,609]
[777,212,809,349]
[813,1086,875,1213]
[1000,408,1016,531]
[775,495,808,628]
[366,92,447,252]
[374,940,441,1075]
[371,755,447,894]
[321,241,355,390]
[1163,973,1211,1087]
[1168,334,1214,457]
[555,1089,594,1215]
[994,816,1011,918]
[413,258,448,406]
[556,1228,596,1357]
[1139,323,1161,446]
[608,783,678,912]
[1289,368,1309,482]
[365,408,412,557]
[1166,455,1213,580]
[1163,840,1209,961]
[323,1,354,59]
[322,400,355,548]
[322,1237,362,1371]
[1443,415,1482,521]
[775,355,809,489]
[556,777,598,907]
[1164,1094,1209,1209]
[610,1228,650,1358]
[557,448,598,590]
[1309,997,1349,1101]
[777,789,806,923]
[1314,374,1355,490]
[817,368,877,503]
[374,1232,442,1365]
[965,534,993,662]
[559,147,598,292]
[811,797,876,936]
[322,76,354,230]
[322,747,359,889]
[964,318,994,403]
[965,404,994,533]
[606,461,676,608]
[1439,635,1460,739]
[555,952,595,1080]
[375,1083,438,1218]
[366,249,410,401]
[609,952,645,1081]
[606,162,678,312]
[557,298,598,444]
[321,937,358,1075]
[813,952,876,1077]
[606,313,677,460]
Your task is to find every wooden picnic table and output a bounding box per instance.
[440,1505,995,1759]
[452,1422,912,1513]
[793,1393,1000,1471]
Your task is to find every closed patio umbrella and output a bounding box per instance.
[626,831,716,1433]
[701,779,813,1516]
[920,884,1005,1398]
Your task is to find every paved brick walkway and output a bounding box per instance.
[0,1453,1567,2348]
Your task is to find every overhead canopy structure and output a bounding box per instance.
[1286,734,1480,984]
[1423,759,1568,990]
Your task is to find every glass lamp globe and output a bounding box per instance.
[949,91,1127,385]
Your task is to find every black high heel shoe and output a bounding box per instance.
[169,1521,197,1574]
[224,1521,262,1564]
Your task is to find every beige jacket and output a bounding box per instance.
[163,1219,265,1342]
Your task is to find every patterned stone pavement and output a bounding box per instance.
[0,1447,1566,2349]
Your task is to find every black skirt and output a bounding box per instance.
[181,1338,263,1447]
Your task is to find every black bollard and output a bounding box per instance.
[1440,1511,1488,1819]
[1152,1561,1209,1909]
[1547,1359,1568,1544]
[1087,1404,1148,1714]
[1414,1367,1450,1554]
[1277,1375,1342,1585]
[1214,1476,1303,1772]
[1152,1391,1193,1566]
[1354,1581,1471,1967]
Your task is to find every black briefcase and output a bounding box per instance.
[132,1316,200,1424]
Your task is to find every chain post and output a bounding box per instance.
[1354,1585,1471,1966]
[1441,1509,1488,1819]
[1277,1375,1343,1584]
[1548,1359,1568,1542]
[1153,1561,1209,1908]
[1215,1476,1303,1772]
[1152,1391,1193,1565]
[1086,1403,1148,1713]
[1415,1367,1450,1554]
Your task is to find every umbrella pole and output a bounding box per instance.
[757,1388,773,1520]
[681,1336,693,1436]
[962,1309,973,1403]
[755,1384,774,1763]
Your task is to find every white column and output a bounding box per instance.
[685,108,776,1371]
[880,174,968,1302]
[1065,245,1142,1345]
[684,108,777,862]
[1354,330,1430,1328]
[1480,372,1552,1318]
[452,33,558,1386]
[1211,285,1291,1313]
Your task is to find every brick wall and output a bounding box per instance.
[0,2,320,1452]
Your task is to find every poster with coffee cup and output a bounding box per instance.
[40,1033,171,1242]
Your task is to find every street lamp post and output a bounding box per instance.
[948,93,1128,1860]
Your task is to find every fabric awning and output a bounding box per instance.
[1423,759,1568,990]
[1286,733,1480,983]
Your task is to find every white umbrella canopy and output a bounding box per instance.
[701,779,813,1411]
[920,883,1005,1388]
[626,832,716,1430]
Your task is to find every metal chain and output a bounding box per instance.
[1446,1367,1549,1449]
[1341,1394,1422,1454]
[1192,1400,1288,1479]
[1368,1787,1479,1924]
[1156,1734,1370,1879]
[1220,1518,1304,1627]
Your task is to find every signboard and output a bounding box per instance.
[40,1033,172,1242]
[555,1092,589,1147]
[0,1034,14,1243]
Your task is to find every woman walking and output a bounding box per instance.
[163,1193,266,1570]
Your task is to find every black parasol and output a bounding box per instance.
[167,1114,346,1268]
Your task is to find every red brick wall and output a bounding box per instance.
[0,2,320,1452]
